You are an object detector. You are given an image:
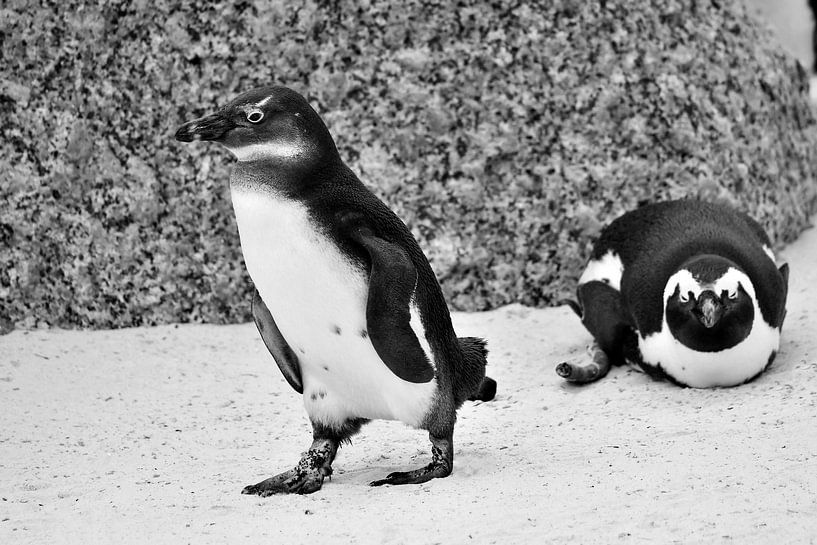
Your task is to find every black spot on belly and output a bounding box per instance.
[323,365,329,372]
[310,390,328,401]
[298,347,306,354]
[333,325,342,335]
[360,329,368,339]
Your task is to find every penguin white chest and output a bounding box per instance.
[230,188,437,428]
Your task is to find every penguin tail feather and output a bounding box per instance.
[457,337,496,403]
[470,376,497,402]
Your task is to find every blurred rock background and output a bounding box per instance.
[1,0,816,333]
[743,0,814,71]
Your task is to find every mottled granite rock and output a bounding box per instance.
[1,0,816,331]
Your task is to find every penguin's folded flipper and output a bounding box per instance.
[351,228,435,383]
[251,288,303,394]
[555,342,612,383]
[777,263,789,328]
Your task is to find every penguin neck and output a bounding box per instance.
[230,152,342,198]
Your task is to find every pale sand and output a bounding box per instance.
[2,220,816,544]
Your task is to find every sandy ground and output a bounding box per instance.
[1,214,816,545]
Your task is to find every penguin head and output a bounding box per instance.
[663,255,756,352]
[175,86,338,166]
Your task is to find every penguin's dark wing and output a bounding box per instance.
[577,280,634,365]
[350,227,435,383]
[251,288,303,393]
[776,263,789,328]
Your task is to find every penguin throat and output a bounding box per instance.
[229,154,336,196]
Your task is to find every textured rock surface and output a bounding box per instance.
[2,0,816,330]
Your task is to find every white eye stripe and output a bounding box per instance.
[255,95,273,108]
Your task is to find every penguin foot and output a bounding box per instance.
[242,438,338,496]
[556,343,611,384]
[369,460,451,486]
[555,361,602,382]
[370,432,453,487]
[241,466,328,496]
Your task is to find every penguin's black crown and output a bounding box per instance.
[175,86,338,166]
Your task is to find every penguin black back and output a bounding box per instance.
[595,200,786,336]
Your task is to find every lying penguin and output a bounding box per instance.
[557,199,789,388]
[175,85,496,495]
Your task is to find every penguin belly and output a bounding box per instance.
[638,315,780,387]
[230,188,438,428]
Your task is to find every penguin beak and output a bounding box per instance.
[695,291,723,329]
[175,112,236,142]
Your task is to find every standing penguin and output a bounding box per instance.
[557,200,789,388]
[175,85,496,495]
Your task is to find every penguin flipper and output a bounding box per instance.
[576,280,633,364]
[251,288,303,394]
[777,262,789,328]
[351,228,435,384]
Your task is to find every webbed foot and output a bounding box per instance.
[370,431,453,487]
[241,465,330,496]
[242,438,337,496]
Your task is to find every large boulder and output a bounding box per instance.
[2,0,816,331]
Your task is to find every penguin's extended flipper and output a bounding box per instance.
[251,288,303,394]
[351,228,435,383]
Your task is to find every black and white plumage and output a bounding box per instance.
[557,200,789,388]
[175,85,495,495]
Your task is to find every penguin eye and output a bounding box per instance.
[246,110,264,123]
[727,288,738,300]
[679,290,690,303]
